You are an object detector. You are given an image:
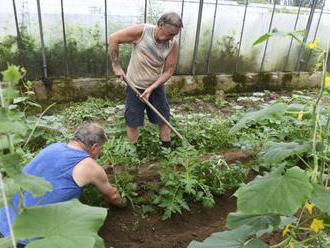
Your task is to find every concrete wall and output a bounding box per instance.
[32,71,321,103]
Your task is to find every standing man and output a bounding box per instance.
[109,12,183,148]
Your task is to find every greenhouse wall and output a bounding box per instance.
[31,71,321,103]
[0,0,329,81]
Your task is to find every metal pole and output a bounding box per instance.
[283,0,302,71]
[176,0,185,74]
[294,0,317,71]
[36,0,48,79]
[206,0,218,74]
[235,0,248,73]
[105,0,109,77]
[144,0,147,23]
[192,0,204,75]
[12,0,25,68]
[304,0,326,71]
[60,0,69,77]
[259,1,276,72]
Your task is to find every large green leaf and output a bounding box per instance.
[245,240,269,248]
[1,64,21,84]
[188,225,268,248]
[13,199,107,248]
[0,174,52,208]
[0,120,26,135]
[0,238,13,248]
[0,108,27,135]
[26,236,96,248]
[311,184,330,215]
[0,178,20,208]
[0,135,23,150]
[2,88,20,103]
[258,142,311,164]
[0,153,24,176]
[236,166,313,215]
[287,104,310,112]
[226,212,281,237]
[14,173,52,197]
[230,103,287,133]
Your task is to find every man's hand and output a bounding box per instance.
[140,87,154,101]
[104,165,114,174]
[112,65,125,81]
[110,186,127,208]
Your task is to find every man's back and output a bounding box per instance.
[0,143,90,237]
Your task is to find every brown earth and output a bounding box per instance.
[98,149,254,248]
[99,193,236,248]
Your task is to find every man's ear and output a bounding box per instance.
[91,143,100,151]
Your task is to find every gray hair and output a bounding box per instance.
[157,12,183,28]
[72,122,107,147]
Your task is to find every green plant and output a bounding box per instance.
[174,113,235,152]
[153,143,247,220]
[98,136,140,167]
[190,30,330,248]
[0,65,107,247]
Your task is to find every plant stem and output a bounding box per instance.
[319,113,330,183]
[311,42,329,183]
[0,81,15,153]
[0,173,17,247]
[269,237,290,248]
[23,102,56,148]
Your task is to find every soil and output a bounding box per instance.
[99,194,236,248]
[98,149,254,248]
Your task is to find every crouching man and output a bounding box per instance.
[0,122,125,247]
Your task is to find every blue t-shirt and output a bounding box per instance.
[0,143,90,237]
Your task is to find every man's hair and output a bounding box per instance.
[157,12,183,28]
[72,122,107,147]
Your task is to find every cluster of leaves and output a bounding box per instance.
[0,65,107,248]
[174,113,235,152]
[190,33,330,247]
[190,165,330,248]
[98,136,140,167]
[152,144,246,220]
[231,101,314,158]
[190,103,328,246]
[59,98,120,127]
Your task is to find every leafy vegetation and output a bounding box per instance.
[1,59,329,246]
[1,25,330,246]
[0,65,107,247]
[189,32,330,247]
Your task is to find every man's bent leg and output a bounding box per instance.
[127,126,139,144]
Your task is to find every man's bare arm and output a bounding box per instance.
[109,24,144,79]
[73,158,125,207]
[92,165,125,207]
